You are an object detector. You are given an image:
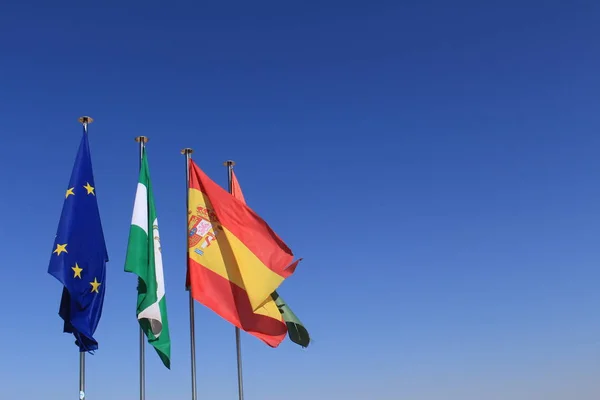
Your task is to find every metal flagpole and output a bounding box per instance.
[77,116,93,400]
[182,148,197,400]
[135,136,149,400]
[223,160,244,400]
[79,352,85,400]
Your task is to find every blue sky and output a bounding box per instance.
[1,0,600,399]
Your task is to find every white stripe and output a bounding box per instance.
[131,183,148,235]
[138,304,162,335]
[153,218,166,301]
[137,217,166,337]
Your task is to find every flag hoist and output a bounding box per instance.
[125,137,172,400]
[223,160,245,400]
[223,161,311,399]
[47,116,109,400]
[182,148,198,400]
[225,163,311,349]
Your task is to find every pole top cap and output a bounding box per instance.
[223,160,236,167]
[181,148,194,155]
[135,136,149,143]
[78,116,93,124]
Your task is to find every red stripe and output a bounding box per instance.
[188,258,287,347]
[231,169,301,276]
[189,160,299,278]
[230,170,246,203]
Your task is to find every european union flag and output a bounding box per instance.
[47,129,108,352]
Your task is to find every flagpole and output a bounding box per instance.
[223,160,244,400]
[182,148,197,400]
[135,136,149,400]
[79,352,85,400]
[78,115,93,400]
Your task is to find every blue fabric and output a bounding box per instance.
[47,130,108,352]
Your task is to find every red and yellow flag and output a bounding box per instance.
[187,160,300,347]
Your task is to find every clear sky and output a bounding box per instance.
[1,1,599,399]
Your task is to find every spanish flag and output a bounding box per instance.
[187,160,300,347]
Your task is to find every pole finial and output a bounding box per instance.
[223,160,236,167]
[181,148,194,155]
[135,136,149,143]
[78,116,94,125]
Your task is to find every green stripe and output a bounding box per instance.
[272,291,310,348]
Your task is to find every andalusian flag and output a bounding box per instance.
[271,291,310,347]
[125,149,171,368]
[230,170,310,348]
[187,160,301,347]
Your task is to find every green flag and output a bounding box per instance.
[125,149,171,368]
[272,291,310,347]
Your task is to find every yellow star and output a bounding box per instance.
[65,187,75,198]
[83,182,95,195]
[90,278,101,293]
[53,243,68,256]
[72,263,83,279]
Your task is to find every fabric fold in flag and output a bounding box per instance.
[125,148,171,368]
[187,160,301,347]
[47,130,108,353]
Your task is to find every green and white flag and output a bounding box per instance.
[271,291,310,348]
[125,149,171,368]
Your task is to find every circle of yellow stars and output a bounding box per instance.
[53,243,102,293]
[53,181,101,294]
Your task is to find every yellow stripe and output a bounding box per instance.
[189,187,284,311]
[254,297,284,320]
